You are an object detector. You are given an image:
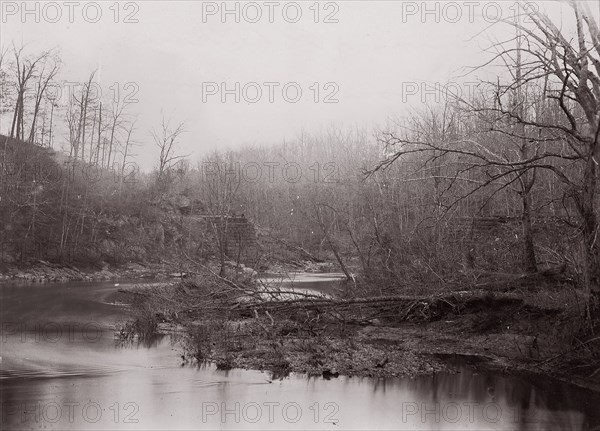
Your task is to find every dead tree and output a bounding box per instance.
[151,115,186,184]
[202,151,242,276]
[9,46,50,140]
[488,1,600,319]
[372,1,600,319]
[28,54,60,144]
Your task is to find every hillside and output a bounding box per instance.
[0,135,210,271]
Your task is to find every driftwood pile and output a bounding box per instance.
[122,259,561,326]
[122,281,521,326]
[232,289,521,324]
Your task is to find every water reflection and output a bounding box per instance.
[116,334,168,349]
[1,278,599,430]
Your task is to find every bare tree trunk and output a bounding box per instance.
[515,24,537,274]
[521,187,537,273]
[9,48,49,140]
[79,75,95,162]
[10,68,24,138]
[18,92,24,140]
[580,155,600,319]
[28,62,59,144]
[315,207,352,280]
[95,102,102,165]
[107,118,117,169]
[40,114,46,147]
[48,102,55,148]
[347,220,368,273]
[119,121,135,191]
[218,216,228,276]
[89,107,97,164]
[324,229,352,280]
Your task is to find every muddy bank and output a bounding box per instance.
[116,277,600,394]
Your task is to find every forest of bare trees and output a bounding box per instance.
[0,1,599,326]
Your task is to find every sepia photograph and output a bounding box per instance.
[1,1,600,429]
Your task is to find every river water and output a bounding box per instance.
[1,275,599,430]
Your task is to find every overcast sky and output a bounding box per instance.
[2,1,598,170]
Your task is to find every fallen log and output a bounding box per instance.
[227,290,523,325]
[234,290,520,316]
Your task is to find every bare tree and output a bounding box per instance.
[106,100,126,169]
[9,45,51,140]
[119,119,137,190]
[28,53,60,144]
[489,1,600,318]
[373,1,600,318]
[201,151,242,276]
[151,116,186,183]
[309,202,353,281]
[0,46,11,130]
[77,71,97,161]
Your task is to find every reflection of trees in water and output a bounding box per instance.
[371,377,388,395]
[361,366,593,430]
[114,333,169,349]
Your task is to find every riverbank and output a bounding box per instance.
[5,258,597,393]
[0,260,180,282]
[0,256,337,283]
[116,271,600,395]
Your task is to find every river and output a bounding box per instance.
[1,274,599,430]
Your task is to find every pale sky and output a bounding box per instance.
[2,1,597,170]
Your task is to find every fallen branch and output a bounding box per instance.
[270,237,324,263]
